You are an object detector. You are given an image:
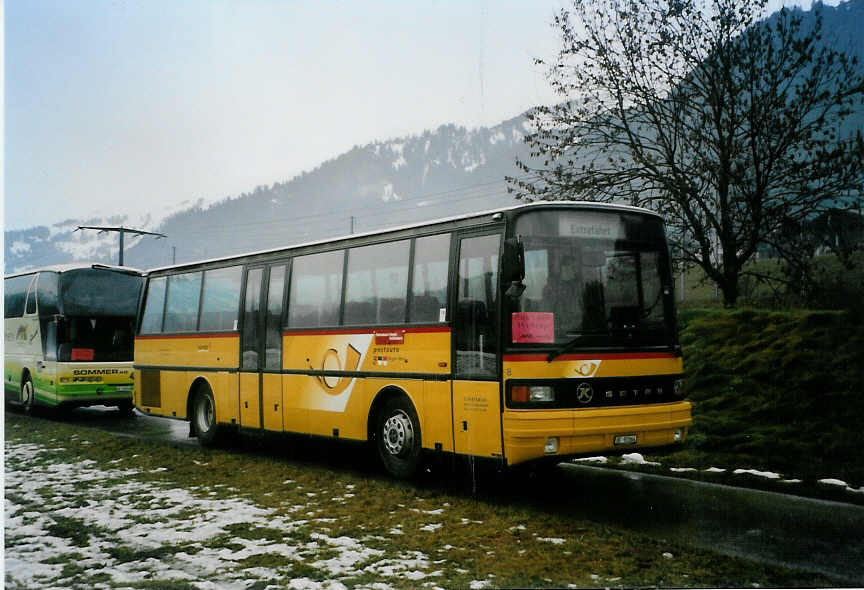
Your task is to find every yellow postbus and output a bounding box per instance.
[4,264,144,414]
[134,202,691,477]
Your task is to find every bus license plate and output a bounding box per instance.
[614,434,637,445]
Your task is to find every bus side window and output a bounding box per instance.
[288,250,344,328]
[265,265,286,369]
[409,233,451,323]
[140,277,168,334]
[24,275,38,315]
[164,272,203,332]
[199,266,243,332]
[4,275,32,318]
[37,272,60,317]
[344,240,409,326]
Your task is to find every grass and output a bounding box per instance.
[4,411,841,588]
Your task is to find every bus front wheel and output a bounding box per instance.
[21,374,34,414]
[191,386,221,447]
[376,396,422,479]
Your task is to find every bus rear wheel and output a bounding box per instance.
[20,375,35,414]
[376,396,422,479]
[191,385,221,447]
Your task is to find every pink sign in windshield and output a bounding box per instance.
[511,312,555,343]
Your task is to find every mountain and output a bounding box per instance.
[5,0,863,274]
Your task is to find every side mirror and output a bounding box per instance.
[502,237,526,299]
[502,237,525,283]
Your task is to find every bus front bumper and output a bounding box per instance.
[502,401,692,467]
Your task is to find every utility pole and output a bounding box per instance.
[75,225,167,266]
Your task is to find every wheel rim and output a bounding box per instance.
[382,409,414,456]
[21,380,33,409]
[195,395,214,434]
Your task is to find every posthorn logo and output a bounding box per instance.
[576,382,594,404]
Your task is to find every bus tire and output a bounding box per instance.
[376,396,422,479]
[21,374,35,414]
[191,385,221,447]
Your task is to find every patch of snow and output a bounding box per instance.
[670,467,697,472]
[704,467,727,473]
[537,537,565,545]
[4,440,446,588]
[420,523,443,532]
[381,183,401,202]
[818,478,848,487]
[780,479,802,484]
[733,469,781,479]
[620,453,660,466]
[573,456,608,464]
[662,552,674,559]
[489,131,507,145]
[392,155,407,170]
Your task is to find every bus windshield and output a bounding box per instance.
[508,209,674,349]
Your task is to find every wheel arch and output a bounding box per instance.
[367,385,419,443]
[186,376,213,421]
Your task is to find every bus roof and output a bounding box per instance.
[147,200,662,274]
[4,263,143,280]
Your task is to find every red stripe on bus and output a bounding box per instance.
[135,332,240,340]
[503,352,676,362]
[282,326,451,336]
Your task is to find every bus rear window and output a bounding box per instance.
[58,269,142,317]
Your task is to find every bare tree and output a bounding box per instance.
[509,0,864,307]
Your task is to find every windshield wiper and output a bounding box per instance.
[545,326,648,362]
[546,330,608,362]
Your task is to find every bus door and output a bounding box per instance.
[451,232,504,459]
[239,264,287,431]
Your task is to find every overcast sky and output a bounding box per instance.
[4,0,827,231]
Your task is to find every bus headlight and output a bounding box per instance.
[509,384,555,405]
[530,386,555,402]
[544,437,559,454]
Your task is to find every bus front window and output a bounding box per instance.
[510,210,673,349]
